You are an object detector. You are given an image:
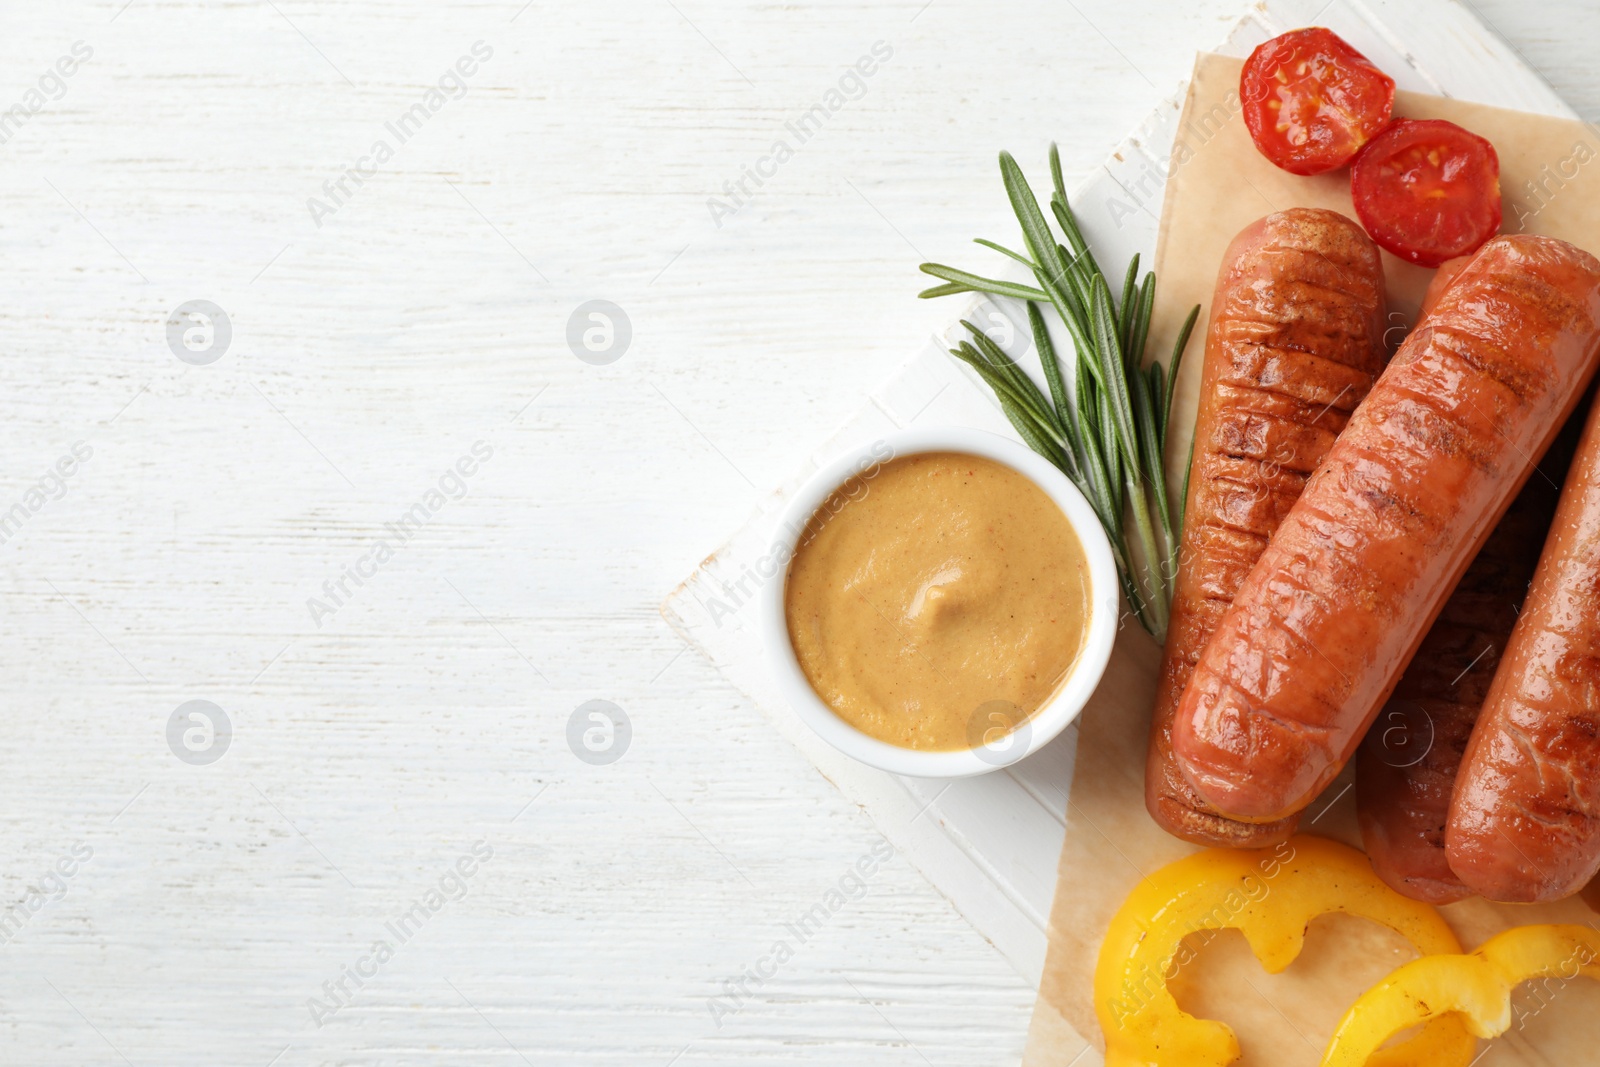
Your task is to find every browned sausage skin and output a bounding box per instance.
[1172,235,1600,824]
[1356,474,1558,902]
[1146,208,1387,846]
[1449,387,1600,902]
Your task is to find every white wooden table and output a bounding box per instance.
[2,2,1597,1064]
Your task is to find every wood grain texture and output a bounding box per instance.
[0,1,1597,1064]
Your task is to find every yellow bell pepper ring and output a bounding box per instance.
[1094,834,1475,1067]
[1322,923,1600,1066]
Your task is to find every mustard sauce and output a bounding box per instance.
[784,451,1091,751]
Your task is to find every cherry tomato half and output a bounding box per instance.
[1241,27,1395,176]
[1351,118,1502,268]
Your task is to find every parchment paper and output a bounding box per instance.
[1024,52,1600,1066]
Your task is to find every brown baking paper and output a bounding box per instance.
[1023,52,1600,1067]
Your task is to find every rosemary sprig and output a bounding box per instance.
[918,146,1200,641]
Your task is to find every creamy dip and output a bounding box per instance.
[784,451,1092,751]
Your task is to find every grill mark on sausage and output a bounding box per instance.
[1341,400,1503,502]
[1194,485,1308,525]
[1231,645,1342,749]
[1212,402,1352,441]
[1211,420,1339,468]
[1500,717,1591,818]
[1211,385,1362,426]
[1378,389,1503,473]
[1429,328,1554,407]
[1216,342,1383,405]
[1206,467,1308,492]
[1193,511,1293,545]
[1254,274,1383,310]
[1223,276,1384,332]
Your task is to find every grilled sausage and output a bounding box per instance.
[1356,475,1558,902]
[1172,234,1600,823]
[1146,208,1387,846]
[1448,387,1600,901]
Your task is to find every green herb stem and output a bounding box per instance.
[918,146,1201,641]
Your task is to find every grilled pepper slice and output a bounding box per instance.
[1095,835,1473,1066]
[1322,923,1600,1065]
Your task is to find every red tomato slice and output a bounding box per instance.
[1352,119,1502,268]
[1241,27,1395,176]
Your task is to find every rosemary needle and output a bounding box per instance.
[918,146,1200,642]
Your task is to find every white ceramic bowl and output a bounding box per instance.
[760,426,1120,778]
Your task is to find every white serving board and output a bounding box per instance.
[663,0,1579,991]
